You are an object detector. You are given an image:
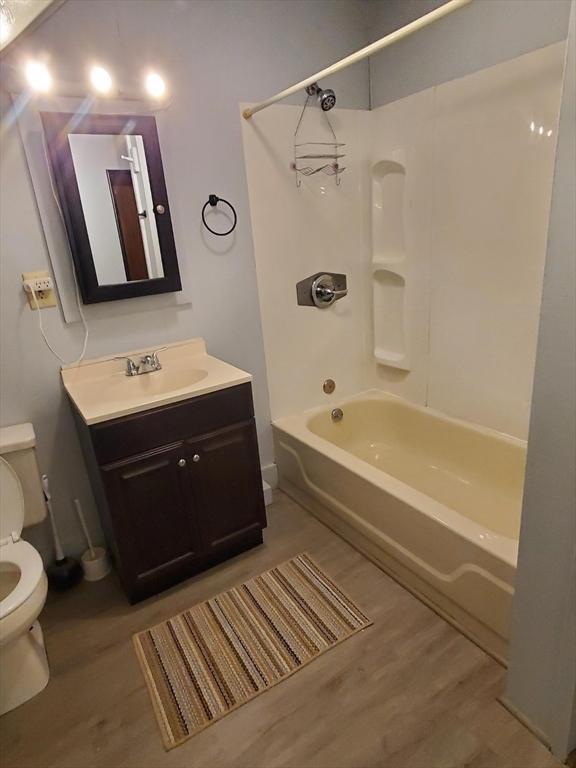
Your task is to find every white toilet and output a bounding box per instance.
[0,424,49,715]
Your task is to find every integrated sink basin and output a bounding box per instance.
[61,338,251,424]
[82,367,208,402]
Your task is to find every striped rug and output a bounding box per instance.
[133,553,372,749]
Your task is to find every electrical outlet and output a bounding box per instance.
[22,271,57,310]
[26,275,53,292]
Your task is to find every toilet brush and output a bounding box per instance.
[73,498,111,581]
[42,475,83,591]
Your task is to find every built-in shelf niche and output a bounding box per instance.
[373,268,409,370]
[371,156,410,370]
[372,159,406,262]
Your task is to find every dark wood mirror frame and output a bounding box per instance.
[40,112,182,304]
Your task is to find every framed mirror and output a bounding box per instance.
[40,112,181,303]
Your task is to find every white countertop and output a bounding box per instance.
[61,338,252,425]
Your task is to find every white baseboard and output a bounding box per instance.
[261,463,278,488]
[262,481,273,506]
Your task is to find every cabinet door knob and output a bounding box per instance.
[192,454,201,463]
[177,458,187,467]
[155,204,165,215]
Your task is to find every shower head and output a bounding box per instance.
[319,88,336,111]
[305,82,336,111]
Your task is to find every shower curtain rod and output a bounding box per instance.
[242,0,472,120]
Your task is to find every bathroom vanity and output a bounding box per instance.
[62,339,266,602]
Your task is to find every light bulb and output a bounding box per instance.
[530,121,535,132]
[90,65,113,94]
[145,72,166,99]
[25,61,52,92]
[538,126,544,135]
[547,129,553,137]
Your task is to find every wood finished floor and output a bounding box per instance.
[0,491,560,768]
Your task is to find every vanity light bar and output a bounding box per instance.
[23,61,167,99]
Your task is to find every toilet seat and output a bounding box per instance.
[0,457,45,619]
[0,540,45,619]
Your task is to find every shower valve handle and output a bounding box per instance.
[312,274,348,308]
[321,287,348,298]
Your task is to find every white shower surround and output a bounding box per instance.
[241,43,565,658]
[241,42,564,440]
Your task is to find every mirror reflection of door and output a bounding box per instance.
[107,169,149,280]
[67,133,165,285]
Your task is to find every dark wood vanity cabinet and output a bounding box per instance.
[100,443,204,598]
[188,422,266,552]
[75,384,267,602]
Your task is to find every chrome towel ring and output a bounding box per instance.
[201,194,237,236]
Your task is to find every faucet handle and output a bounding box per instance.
[151,346,167,368]
[139,347,166,371]
[114,356,140,376]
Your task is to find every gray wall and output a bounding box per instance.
[0,0,369,561]
[366,0,571,107]
[506,2,576,757]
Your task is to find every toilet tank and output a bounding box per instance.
[0,423,45,527]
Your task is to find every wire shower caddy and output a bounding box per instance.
[291,94,346,188]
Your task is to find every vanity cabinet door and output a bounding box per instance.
[187,422,266,553]
[101,443,202,601]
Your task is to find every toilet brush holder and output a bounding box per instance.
[81,546,111,582]
[73,498,111,581]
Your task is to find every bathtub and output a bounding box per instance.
[273,391,526,662]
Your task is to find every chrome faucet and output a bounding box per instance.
[114,347,166,377]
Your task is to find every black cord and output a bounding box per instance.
[201,194,237,236]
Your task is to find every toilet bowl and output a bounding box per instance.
[0,456,49,715]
